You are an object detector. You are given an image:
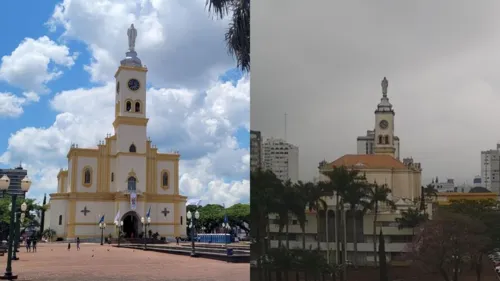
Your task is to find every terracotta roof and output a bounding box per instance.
[329,154,408,170]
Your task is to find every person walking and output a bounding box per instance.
[32,238,37,252]
[25,238,30,252]
[76,237,80,251]
[67,242,71,251]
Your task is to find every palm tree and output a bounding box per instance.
[395,207,428,236]
[250,169,283,263]
[421,184,438,214]
[341,175,370,267]
[320,166,361,265]
[295,181,318,250]
[364,183,396,267]
[304,181,327,251]
[206,0,250,71]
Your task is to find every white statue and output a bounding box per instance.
[127,24,137,52]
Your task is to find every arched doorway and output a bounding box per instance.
[122,211,139,238]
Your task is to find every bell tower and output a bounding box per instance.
[113,24,149,153]
[373,77,396,157]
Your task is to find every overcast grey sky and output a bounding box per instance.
[251,0,500,185]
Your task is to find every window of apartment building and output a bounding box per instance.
[390,235,413,243]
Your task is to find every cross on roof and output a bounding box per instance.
[161,207,170,217]
[81,206,90,216]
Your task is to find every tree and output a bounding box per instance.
[364,183,395,267]
[206,0,250,72]
[378,230,389,281]
[40,193,47,233]
[225,203,250,232]
[395,207,428,236]
[340,174,369,267]
[42,228,56,242]
[409,212,490,281]
[300,181,326,250]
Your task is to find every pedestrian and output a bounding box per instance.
[32,238,37,252]
[67,242,71,251]
[27,239,32,252]
[25,239,29,252]
[76,237,80,251]
[176,236,179,245]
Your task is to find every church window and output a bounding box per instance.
[135,101,141,112]
[129,144,136,153]
[127,176,137,192]
[384,135,389,144]
[58,215,62,225]
[126,101,132,112]
[82,167,92,187]
[162,171,169,188]
[111,172,114,182]
[378,135,383,144]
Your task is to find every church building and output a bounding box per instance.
[320,77,422,201]
[44,24,187,240]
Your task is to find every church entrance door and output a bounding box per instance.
[122,211,139,238]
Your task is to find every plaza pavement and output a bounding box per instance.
[0,243,249,281]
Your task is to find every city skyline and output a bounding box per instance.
[252,0,500,185]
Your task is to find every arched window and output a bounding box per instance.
[135,102,141,112]
[129,144,136,153]
[126,101,132,112]
[111,172,114,182]
[127,176,136,192]
[84,168,91,184]
[384,135,389,144]
[162,172,169,187]
[58,215,62,225]
[378,135,383,144]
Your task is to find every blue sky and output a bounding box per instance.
[0,0,250,206]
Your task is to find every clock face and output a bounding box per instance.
[116,82,120,94]
[379,120,389,129]
[128,79,140,91]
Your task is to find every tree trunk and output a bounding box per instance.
[335,194,340,264]
[316,212,321,250]
[302,226,306,250]
[351,207,358,268]
[372,202,378,267]
[326,208,330,263]
[475,254,483,281]
[341,207,348,281]
[286,216,290,249]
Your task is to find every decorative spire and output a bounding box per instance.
[375,76,393,113]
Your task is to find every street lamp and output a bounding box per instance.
[186,210,200,257]
[141,216,151,250]
[115,220,124,247]
[0,174,31,280]
[99,223,106,246]
[12,202,28,261]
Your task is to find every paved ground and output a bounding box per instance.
[0,243,249,281]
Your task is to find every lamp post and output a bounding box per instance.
[99,223,106,246]
[12,202,27,261]
[141,216,150,250]
[115,220,123,247]
[186,210,200,257]
[0,174,32,280]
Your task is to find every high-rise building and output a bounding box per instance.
[250,130,263,171]
[480,144,500,193]
[0,165,28,196]
[263,138,299,183]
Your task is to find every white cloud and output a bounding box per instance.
[0,91,41,118]
[0,36,78,92]
[47,0,233,89]
[0,77,250,206]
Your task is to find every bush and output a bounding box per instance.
[56,237,64,241]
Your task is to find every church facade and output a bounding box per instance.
[44,24,187,240]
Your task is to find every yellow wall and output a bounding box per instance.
[436,192,498,205]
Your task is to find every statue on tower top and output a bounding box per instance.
[127,24,137,52]
[381,77,388,96]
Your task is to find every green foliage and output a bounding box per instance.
[185,202,250,233]
[395,207,428,235]
[42,228,56,241]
